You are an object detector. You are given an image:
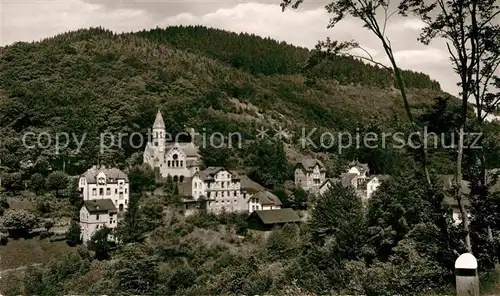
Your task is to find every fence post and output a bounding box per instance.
[455,253,479,296]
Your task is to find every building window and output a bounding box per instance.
[92,188,97,196]
[115,189,118,194]
[96,214,100,220]
[106,188,111,195]
[125,188,127,193]
[176,160,179,167]
[168,160,171,167]
[180,160,183,167]
[180,176,184,182]
[99,188,103,195]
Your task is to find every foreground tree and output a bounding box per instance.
[65,220,82,246]
[281,0,432,184]
[88,227,113,260]
[310,182,366,260]
[399,0,500,253]
[46,171,69,198]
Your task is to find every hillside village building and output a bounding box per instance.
[80,199,118,243]
[294,158,326,191]
[78,166,129,212]
[143,110,201,181]
[78,166,129,243]
[177,167,282,215]
[318,162,389,200]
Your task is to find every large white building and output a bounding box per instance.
[78,166,129,212]
[78,166,129,243]
[178,167,282,215]
[143,109,201,181]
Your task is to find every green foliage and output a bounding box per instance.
[2,172,23,192]
[88,227,113,260]
[115,246,159,294]
[46,171,69,197]
[2,209,38,237]
[30,172,46,193]
[137,26,441,90]
[245,139,292,189]
[310,183,366,260]
[65,220,81,246]
[267,224,301,260]
[128,164,155,193]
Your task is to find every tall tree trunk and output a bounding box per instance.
[456,127,472,252]
[381,39,431,185]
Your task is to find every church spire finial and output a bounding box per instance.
[153,108,165,129]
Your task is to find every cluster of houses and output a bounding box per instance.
[77,110,481,243]
[293,158,389,200]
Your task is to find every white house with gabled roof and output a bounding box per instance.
[294,158,327,191]
[78,165,129,213]
[80,199,118,243]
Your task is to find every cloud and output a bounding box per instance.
[1,0,458,95]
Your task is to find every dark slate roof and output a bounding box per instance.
[197,167,240,181]
[349,161,369,173]
[166,142,200,157]
[252,191,283,206]
[247,208,300,224]
[438,175,471,195]
[297,158,326,172]
[320,178,340,189]
[240,175,266,193]
[82,166,128,184]
[438,175,471,207]
[83,199,117,214]
[340,173,358,187]
[443,196,471,207]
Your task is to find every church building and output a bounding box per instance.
[143,109,201,181]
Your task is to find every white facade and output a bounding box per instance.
[178,169,282,215]
[248,196,281,212]
[143,110,200,180]
[366,176,383,199]
[79,200,118,243]
[78,166,129,212]
[196,168,245,214]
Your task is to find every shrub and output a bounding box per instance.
[2,210,38,238]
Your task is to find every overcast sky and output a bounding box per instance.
[1,0,459,95]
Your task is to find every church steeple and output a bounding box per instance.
[153,109,165,129]
[152,109,166,150]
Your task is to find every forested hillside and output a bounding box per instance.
[137,26,441,89]
[0,26,447,175]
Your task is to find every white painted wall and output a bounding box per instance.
[78,175,129,211]
[79,206,118,243]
